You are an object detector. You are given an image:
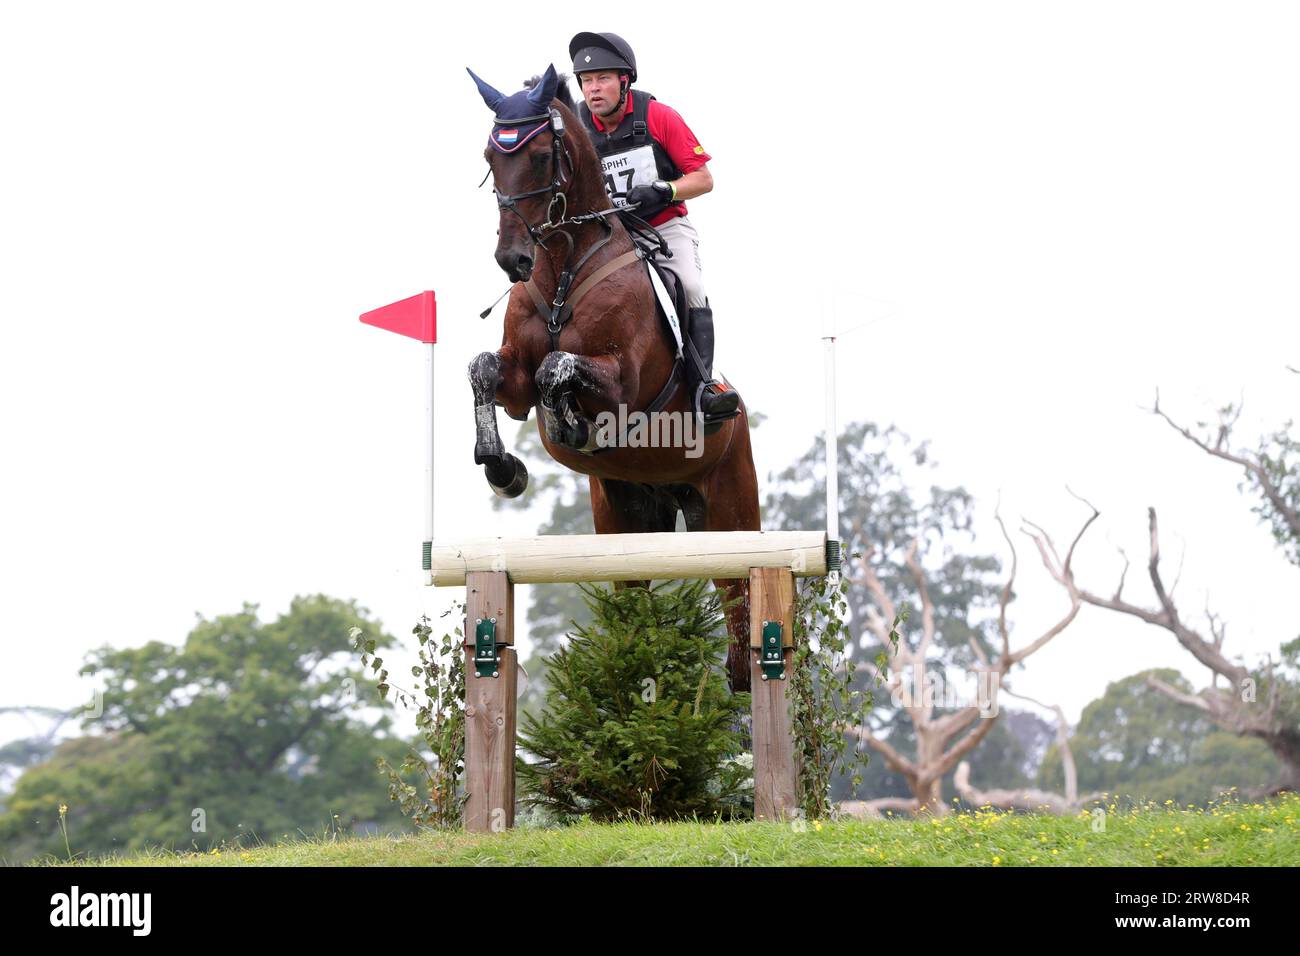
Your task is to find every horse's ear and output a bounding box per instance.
[467,67,505,112]
[525,64,559,111]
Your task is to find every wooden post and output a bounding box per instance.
[463,570,516,833]
[749,566,798,821]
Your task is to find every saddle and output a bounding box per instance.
[517,227,730,448]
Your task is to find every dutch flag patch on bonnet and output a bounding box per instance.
[489,119,548,153]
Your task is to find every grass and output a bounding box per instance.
[41,792,1300,867]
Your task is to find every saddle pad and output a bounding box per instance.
[644,259,685,361]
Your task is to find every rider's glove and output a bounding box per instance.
[627,180,675,211]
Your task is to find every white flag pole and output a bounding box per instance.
[358,290,438,585]
[423,342,435,587]
[823,299,840,587]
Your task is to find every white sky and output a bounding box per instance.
[2,1,1297,751]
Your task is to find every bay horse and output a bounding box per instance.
[465,64,761,692]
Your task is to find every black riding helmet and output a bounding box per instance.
[568,32,637,82]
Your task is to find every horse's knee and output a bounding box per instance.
[468,352,501,402]
[535,351,576,404]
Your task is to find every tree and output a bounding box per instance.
[0,595,410,862]
[847,504,1092,815]
[1175,379,1299,567]
[0,705,76,801]
[838,707,1055,811]
[766,421,1082,814]
[1040,379,1300,791]
[517,581,749,821]
[954,690,1106,815]
[1035,669,1279,804]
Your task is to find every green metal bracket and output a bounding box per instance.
[474,617,499,678]
[760,620,785,681]
[826,538,841,575]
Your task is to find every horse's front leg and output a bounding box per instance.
[535,351,630,452]
[467,349,530,498]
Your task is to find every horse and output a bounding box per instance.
[465,64,761,692]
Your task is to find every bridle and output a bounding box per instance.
[483,107,631,342]
[481,105,666,260]
[486,109,582,245]
[477,98,686,433]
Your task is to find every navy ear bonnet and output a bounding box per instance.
[468,64,563,154]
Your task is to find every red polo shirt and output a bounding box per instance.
[590,92,712,227]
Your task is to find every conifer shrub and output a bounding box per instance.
[517,580,750,821]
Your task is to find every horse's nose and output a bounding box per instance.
[495,248,533,282]
[507,252,533,281]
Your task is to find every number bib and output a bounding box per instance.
[599,144,660,207]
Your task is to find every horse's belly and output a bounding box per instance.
[542,436,724,484]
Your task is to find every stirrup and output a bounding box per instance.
[695,381,741,424]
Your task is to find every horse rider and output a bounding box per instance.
[568,31,741,425]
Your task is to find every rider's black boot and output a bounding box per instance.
[686,304,740,422]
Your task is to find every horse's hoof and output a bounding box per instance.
[485,453,528,498]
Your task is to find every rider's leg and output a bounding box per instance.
[653,217,706,310]
[655,217,740,421]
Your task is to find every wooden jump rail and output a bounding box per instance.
[429,530,826,585]
[434,530,828,832]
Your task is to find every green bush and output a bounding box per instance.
[517,581,750,822]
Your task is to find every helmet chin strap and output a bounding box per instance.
[591,74,630,120]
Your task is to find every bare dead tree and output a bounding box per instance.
[1152,388,1300,548]
[0,705,77,743]
[840,504,1097,816]
[1032,391,1300,790]
[953,689,1106,814]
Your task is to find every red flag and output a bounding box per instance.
[360,291,437,344]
